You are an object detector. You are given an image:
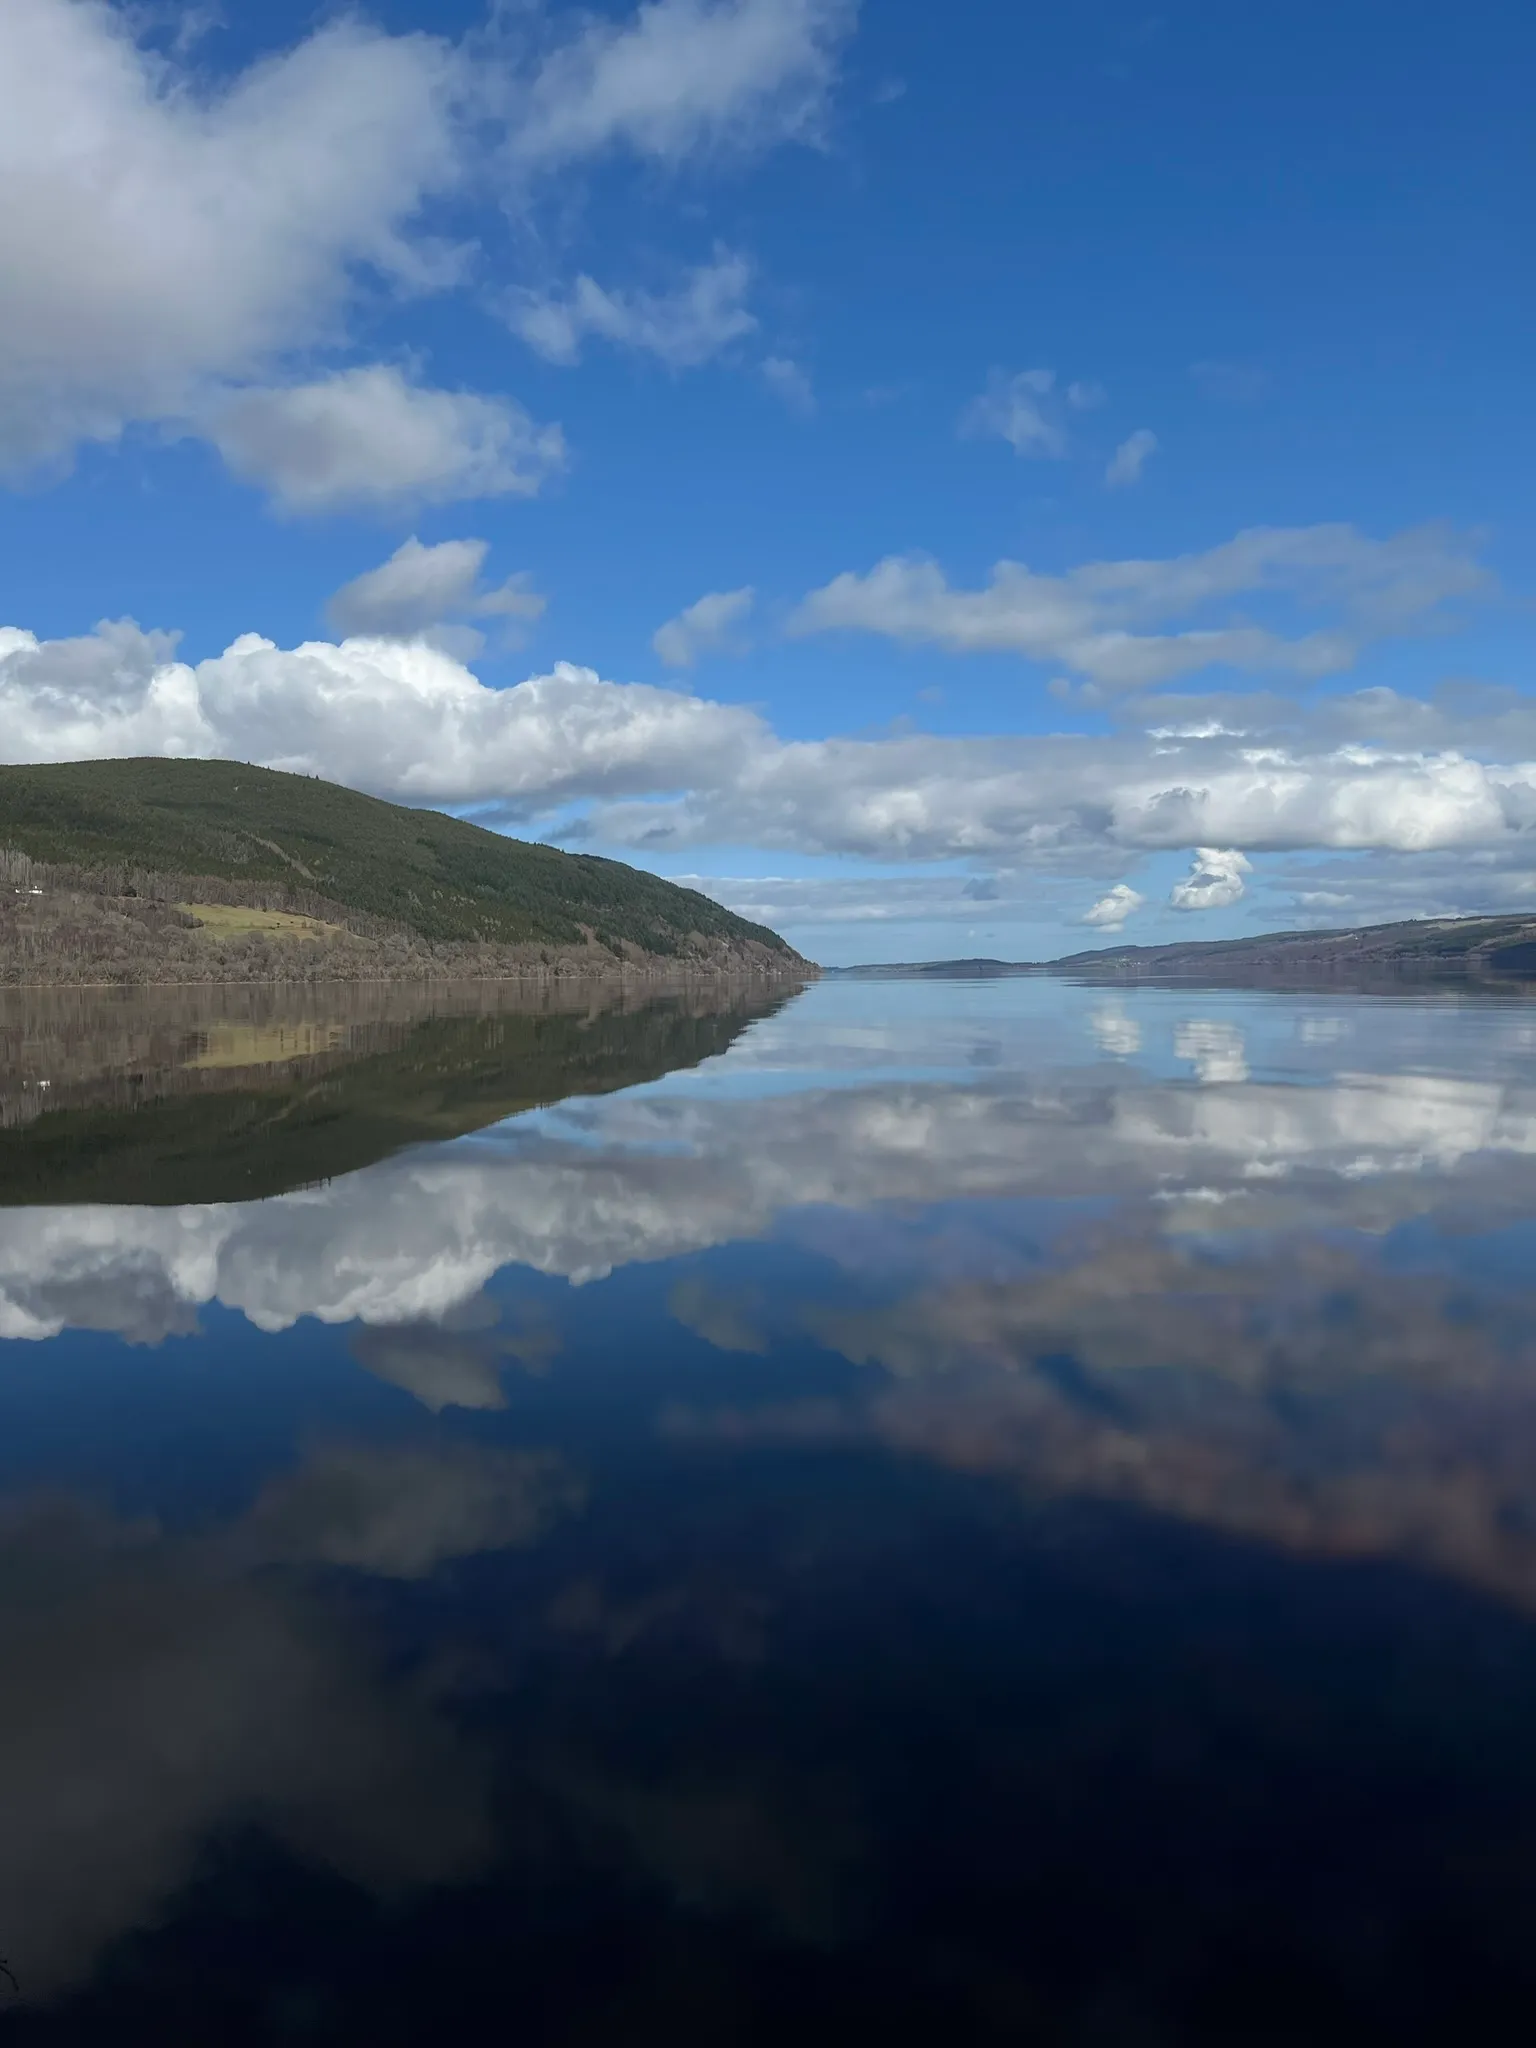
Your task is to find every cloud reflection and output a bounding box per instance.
[0,1427,588,1999]
[5,1058,1536,1346]
[668,1218,1536,1618]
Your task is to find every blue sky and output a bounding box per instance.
[2,0,1534,963]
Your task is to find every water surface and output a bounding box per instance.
[5,973,1536,2042]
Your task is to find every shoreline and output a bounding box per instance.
[0,965,818,992]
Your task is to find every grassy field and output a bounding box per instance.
[0,757,798,960]
[179,902,344,940]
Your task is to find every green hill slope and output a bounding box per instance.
[0,757,797,962]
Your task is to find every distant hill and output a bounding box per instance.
[1050,915,1536,979]
[821,958,1039,979]
[822,915,1536,984]
[0,757,805,980]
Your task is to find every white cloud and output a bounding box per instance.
[584,720,1536,867]
[0,1,465,474]
[960,368,1067,458]
[791,523,1490,688]
[1170,848,1252,911]
[762,355,816,414]
[0,0,854,488]
[204,366,566,515]
[0,624,761,810]
[506,251,756,368]
[1083,883,1144,928]
[959,368,1105,458]
[507,0,857,170]
[6,578,1536,878]
[326,538,544,646]
[653,587,755,667]
[1106,428,1158,488]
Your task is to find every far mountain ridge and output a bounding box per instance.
[822,914,1536,982]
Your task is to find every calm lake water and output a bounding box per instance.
[5,972,1536,2042]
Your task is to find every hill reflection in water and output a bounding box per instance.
[6,976,1536,2042]
[0,978,799,1205]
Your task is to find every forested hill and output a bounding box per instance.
[0,757,800,966]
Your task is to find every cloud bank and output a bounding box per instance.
[791,523,1490,689]
[5,602,1536,886]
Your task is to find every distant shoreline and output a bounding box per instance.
[821,913,1536,985]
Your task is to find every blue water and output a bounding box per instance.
[5,974,1536,2042]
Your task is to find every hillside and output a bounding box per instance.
[0,758,805,982]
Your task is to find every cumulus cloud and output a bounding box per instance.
[585,719,1536,866]
[0,623,762,810]
[652,587,755,667]
[506,0,857,169]
[5,576,1536,876]
[791,522,1490,688]
[1082,883,1144,928]
[506,250,756,367]
[1106,428,1157,488]
[0,1,465,474]
[0,0,853,486]
[205,366,566,515]
[326,537,545,647]
[1170,848,1252,912]
[762,355,816,414]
